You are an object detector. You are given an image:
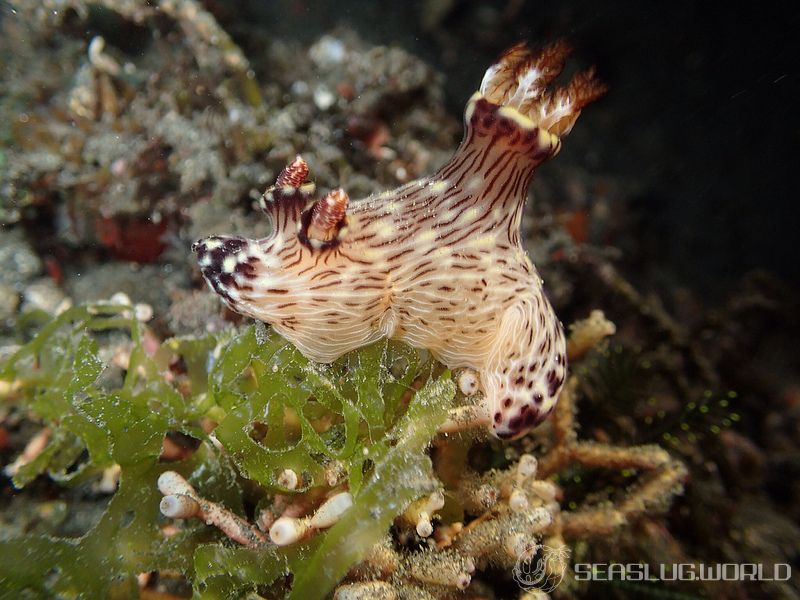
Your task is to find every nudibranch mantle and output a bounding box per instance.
[194,42,605,439]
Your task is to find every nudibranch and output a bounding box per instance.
[194,42,605,439]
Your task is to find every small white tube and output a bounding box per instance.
[269,516,310,546]
[457,369,480,396]
[509,489,529,512]
[416,512,433,538]
[310,492,353,529]
[160,494,200,519]
[426,490,445,512]
[157,471,193,496]
[517,454,538,479]
[528,480,557,503]
[277,468,299,490]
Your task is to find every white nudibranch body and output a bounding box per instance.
[194,42,605,440]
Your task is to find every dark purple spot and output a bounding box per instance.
[494,412,502,424]
[548,376,564,398]
[533,393,543,405]
[223,238,246,252]
[234,261,255,275]
[503,397,513,408]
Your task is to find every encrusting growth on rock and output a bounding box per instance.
[194,42,607,440]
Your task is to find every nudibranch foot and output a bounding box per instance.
[194,41,604,440]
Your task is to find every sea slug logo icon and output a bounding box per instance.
[513,544,571,592]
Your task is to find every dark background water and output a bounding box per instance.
[241,0,800,299]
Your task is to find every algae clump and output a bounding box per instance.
[0,303,454,598]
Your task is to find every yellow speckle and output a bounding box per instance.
[470,234,495,248]
[377,223,394,237]
[498,105,536,129]
[364,248,384,260]
[431,180,449,193]
[466,175,483,191]
[418,230,436,242]
[463,207,479,221]
[537,128,554,148]
[464,93,481,121]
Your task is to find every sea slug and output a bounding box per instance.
[194,42,605,439]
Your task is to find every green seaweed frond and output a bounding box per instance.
[0,302,455,598]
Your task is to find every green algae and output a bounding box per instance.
[0,304,455,597]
